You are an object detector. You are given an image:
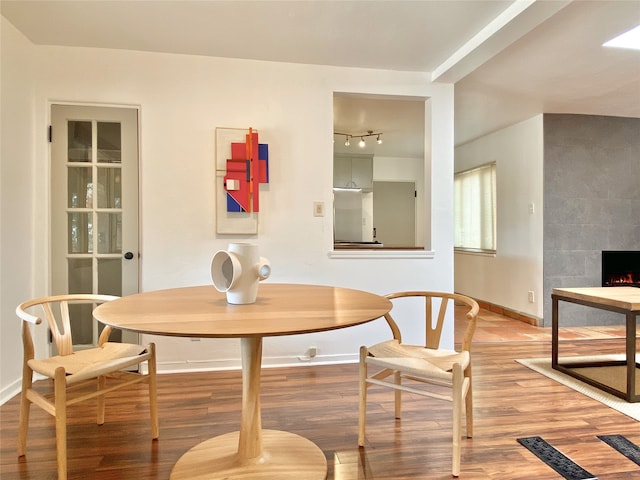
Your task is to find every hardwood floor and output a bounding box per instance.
[1,308,638,479]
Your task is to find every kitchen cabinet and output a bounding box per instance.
[333,154,373,190]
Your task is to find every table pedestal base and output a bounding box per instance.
[170,429,328,480]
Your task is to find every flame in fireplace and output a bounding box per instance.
[604,272,639,286]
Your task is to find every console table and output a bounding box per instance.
[551,286,639,403]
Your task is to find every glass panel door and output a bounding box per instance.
[51,105,139,349]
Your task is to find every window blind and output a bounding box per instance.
[454,163,496,252]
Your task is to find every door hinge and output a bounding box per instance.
[414,190,417,198]
[48,125,52,143]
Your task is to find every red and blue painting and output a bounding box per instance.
[223,128,269,213]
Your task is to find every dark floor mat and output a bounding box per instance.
[517,436,597,480]
[597,434,640,466]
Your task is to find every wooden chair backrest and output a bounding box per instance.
[17,294,119,357]
[383,291,479,351]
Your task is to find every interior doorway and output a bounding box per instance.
[373,181,416,247]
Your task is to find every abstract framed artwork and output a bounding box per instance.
[215,127,269,234]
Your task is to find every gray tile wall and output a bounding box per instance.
[543,114,640,326]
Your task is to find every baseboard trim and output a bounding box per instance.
[473,298,542,326]
[155,353,359,374]
[0,378,21,406]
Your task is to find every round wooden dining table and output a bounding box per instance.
[93,283,391,480]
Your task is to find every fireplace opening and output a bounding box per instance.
[602,251,640,288]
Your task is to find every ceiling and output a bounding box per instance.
[2,0,639,155]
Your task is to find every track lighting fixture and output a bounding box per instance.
[334,130,383,148]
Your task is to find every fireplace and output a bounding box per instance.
[601,250,640,287]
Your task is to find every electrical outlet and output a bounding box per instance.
[297,346,318,362]
[528,291,535,303]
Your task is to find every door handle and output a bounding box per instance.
[124,252,134,260]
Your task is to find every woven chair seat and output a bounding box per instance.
[368,339,470,374]
[29,342,149,384]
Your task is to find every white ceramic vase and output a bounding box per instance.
[211,243,271,304]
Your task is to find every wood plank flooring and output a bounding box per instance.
[1,309,638,479]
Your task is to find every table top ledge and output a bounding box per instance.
[94,283,392,338]
[552,286,640,311]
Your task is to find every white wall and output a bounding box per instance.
[0,19,37,403]
[1,17,456,399]
[454,115,544,319]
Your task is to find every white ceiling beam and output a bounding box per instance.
[432,0,573,83]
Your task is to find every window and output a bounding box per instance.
[454,163,496,252]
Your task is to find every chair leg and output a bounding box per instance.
[54,368,68,480]
[394,370,402,419]
[148,343,159,440]
[358,346,368,447]
[465,365,473,438]
[452,364,463,477]
[97,375,106,425]
[17,365,33,457]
